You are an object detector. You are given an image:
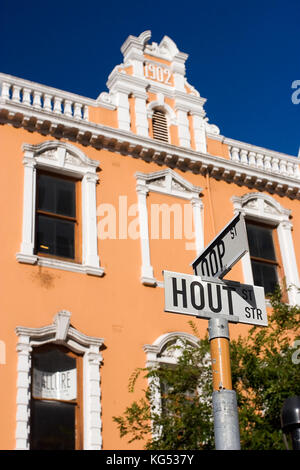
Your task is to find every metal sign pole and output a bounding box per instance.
[208,316,241,450]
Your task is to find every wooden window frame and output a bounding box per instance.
[35,171,82,264]
[30,344,83,450]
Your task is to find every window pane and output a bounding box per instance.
[252,261,278,295]
[36,215,75,259]
[31,400,75,450]
[32,348,77,401]
[56,179,76,217]
[55,219,75,258]
[246,224,276,261]
[37,174,75,218]
[37,174,56,213]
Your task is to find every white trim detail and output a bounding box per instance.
[144,332,200,420]
[15,310,104,450]
[135,169,203,286]
[16,140,104,277]
[147,99,177,126]
[232,192,300,305]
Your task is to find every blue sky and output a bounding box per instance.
[2,0,299,156]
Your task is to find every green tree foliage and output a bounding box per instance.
[113,290,300,450]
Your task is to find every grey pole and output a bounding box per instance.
[208,317,241,450]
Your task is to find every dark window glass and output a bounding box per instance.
[31,400,75,450]
[33,348,76,374]
[37,174,75,218]
[246,224,276,261]
[31,348,78,450]
[36,215,74,259]
[252,261,278,295]
[246,222,279,295]
[36,173,76,259]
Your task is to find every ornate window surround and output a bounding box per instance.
[135,169,203,286]
[143,332,200,420]
[16,140,104,277]
[232,192,300,305]
[15,310,104,450]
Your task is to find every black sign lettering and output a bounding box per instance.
[190,281,205,310]
[172,277,187,308]
[207,283,222,313]
[222,285,236,315]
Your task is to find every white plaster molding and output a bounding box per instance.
[15,311,104,450]
[232,193,300,305]
[146,99,177,126]
[135,169,203,285]
[144,331,200,367]
[1,74,300,197]
[16,140,104,277]
[143,332,199,426]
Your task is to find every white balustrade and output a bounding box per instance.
[0,77,90,121]
[229,145,300,179]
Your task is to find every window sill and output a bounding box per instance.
[16,252,105,277]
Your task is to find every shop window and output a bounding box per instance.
[30,345,82,450]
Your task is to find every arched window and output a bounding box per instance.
[152,109,169,143]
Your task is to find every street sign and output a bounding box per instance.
[191,212,249,279]
[163,270,268,326]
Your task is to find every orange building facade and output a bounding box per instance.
[0,31,300,450]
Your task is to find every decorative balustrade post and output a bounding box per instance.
[1,82,10,100]
[53,96,62,114]
[12,85,21,103]
[22,88,32,106]
[272,157,279,173]
[33,91,42,109]
[248,151,256,167]
[64,99,73,118]
[264,155,272,171]
[231,147,240,162]
[240,149,248,165]
[256,153,264,169]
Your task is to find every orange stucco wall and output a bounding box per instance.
[1,107,300,450]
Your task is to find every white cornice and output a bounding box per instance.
[1,97,300,200]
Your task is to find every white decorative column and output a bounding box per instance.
[115,91,131,131]
[19,151,37,264]
[191,112,207,153]
[15,336,32,450]
[84,346,103,450]
[172,53,188,92]
[82,172,103,275]
[136,180,155,285]
[176,106,191,148]
[191,196,204,255]
[134,90,149,137]
[277,220,300,305]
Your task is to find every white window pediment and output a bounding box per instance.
[136,168,202,200]
[28,141,98,176]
